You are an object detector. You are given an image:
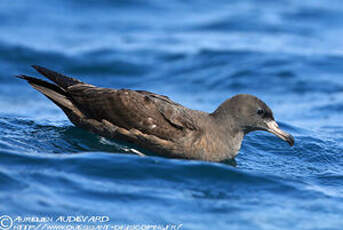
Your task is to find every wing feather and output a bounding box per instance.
[66,85,198,142]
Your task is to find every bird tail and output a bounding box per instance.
[16,74,83,117]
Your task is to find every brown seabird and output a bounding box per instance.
[17,66,294,162]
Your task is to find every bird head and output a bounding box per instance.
[212,94,294,146]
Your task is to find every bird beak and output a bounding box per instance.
[265,120,294,146]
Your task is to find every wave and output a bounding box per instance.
[0,116,128,154]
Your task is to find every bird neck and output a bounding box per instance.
[211,99,244,132]
[208,112,245,159]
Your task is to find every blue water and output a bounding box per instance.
[1,0,343,229]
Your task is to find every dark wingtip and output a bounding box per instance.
[16,74,34,81]
[32,65,44,72]
[30,65,83,89]
[16,74,26,80]
[31,65,52,76]
[15,74,66,95]
[15,74,42,83]
[15,74,38,82]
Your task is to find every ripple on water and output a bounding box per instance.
[1,0,343,228]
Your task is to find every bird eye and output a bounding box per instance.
[257,108,264,115]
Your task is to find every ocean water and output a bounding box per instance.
[1,0,343,229]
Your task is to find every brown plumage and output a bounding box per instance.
[17,66,294,162]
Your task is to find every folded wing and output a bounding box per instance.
[20,66,199,147]
[66,84,198,142]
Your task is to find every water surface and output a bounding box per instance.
[1,0,343,229]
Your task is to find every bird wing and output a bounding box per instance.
[66,85,198,142]
[20,65,202,158]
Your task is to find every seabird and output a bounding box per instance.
[17,66,294,162]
